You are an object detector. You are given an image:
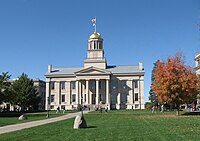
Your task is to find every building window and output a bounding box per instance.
[111,93,117,104]
[134,80,138,88]
[61,105,65,110]
[99,94,102,102]
[84,94,86,102]
[71,81,76,89]
[61,94,65,102]
[135,93,138,101]
[50,106,54,109]
[50,82,55,90]
[72,94,76,102]
[84,81,86,89]
[122,80,127,89]
[123,93,128,103]
[92,81,96,90]
[51,95,54,102]
[111,81,116,89]
[135,104,139,109]
[61,81,65,89]
[99,81,102,89]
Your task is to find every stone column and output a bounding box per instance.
[129,80,133,104]
[89,81,92,104]
[138,77,141,109]
[117,92,121,109]
[79,81,82,105]
[106,79,110,110]
[117,80,120,110]
[57,82,60,106]
[139,77,145,109]
[76,81,79,105]
[96,80,99,105]
[67,81,71,104]
[45,80,50,110]
[86,80,89,104]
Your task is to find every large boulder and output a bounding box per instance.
[18,114,28,120]
[73,114,87,129]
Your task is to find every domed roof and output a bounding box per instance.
[89,32,102,39]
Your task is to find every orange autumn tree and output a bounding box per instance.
[152,53,199,115]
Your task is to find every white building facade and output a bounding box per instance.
[195,52,200,75]
[195,52,200,106]
[45,32,145,110]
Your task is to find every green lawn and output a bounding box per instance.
[1,110,200,141]
[0,110,77,127]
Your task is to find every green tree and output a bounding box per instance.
[149,60,160,105]
[145,102,153,110]
[11,73,40,111]
[0,72,11,104]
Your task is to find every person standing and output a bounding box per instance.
[63,107,65,114]
[161,104,164,112]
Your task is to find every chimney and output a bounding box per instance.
[139,62,143,71]
[48,64,52,73]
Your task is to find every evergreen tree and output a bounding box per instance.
[11,73,40,111]
[0,72,11,104]
[149,60,160,105]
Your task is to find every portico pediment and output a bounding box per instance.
[75,66,111,75]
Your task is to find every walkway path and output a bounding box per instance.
[0,111,90,135]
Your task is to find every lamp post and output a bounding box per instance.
[46,96,50,118]
[81,95,83,116]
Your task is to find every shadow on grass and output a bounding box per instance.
[181,112,200,116]
[0,112,22,117]
[82,126,97,129]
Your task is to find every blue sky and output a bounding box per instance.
[0,0,199,102]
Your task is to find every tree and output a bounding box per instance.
[145,102,153,110]
[10,73,40,111]
[0,72,11,104]
[149,60,160,106]
[152,53,199,115]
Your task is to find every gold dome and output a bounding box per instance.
[89,32,102,39]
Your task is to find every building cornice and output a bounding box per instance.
[45,72,144,78]
[195,65,200,71]
[45,74,76,78]
[112,72,145,76]
[195,53,200,61]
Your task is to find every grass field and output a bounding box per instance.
[0,110,76,127]
[1,110,200,141]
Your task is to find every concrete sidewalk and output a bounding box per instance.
[0,111,89,135]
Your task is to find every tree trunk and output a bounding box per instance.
[176,108,179,116]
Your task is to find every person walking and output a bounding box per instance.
[152,106,155,113]
[56,106,60,113]
[105,105,108,113]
